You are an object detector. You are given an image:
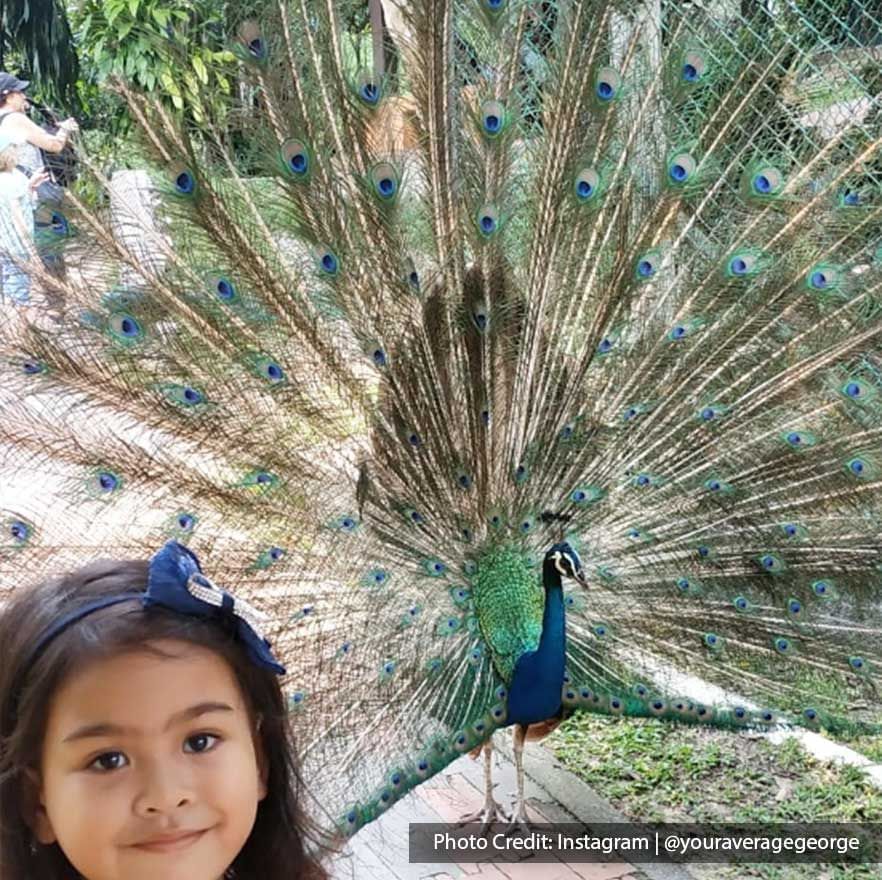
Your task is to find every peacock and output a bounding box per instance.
[2,0,882,842]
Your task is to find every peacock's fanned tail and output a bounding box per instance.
[2,0,882,838]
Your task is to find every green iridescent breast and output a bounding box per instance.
[472,544,543,684]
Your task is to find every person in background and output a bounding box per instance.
[0,73,77,325]
[0,73,78,179]
[0,129,52,325]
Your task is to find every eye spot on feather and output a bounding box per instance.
[174,170,195,195]
[179,386,201,404]
[116,316,140,337]
[98,472,119,493]
[750,167,783,196]
[9,520,31,543]
[680,51,707,83]
[215,277,236,300]
[595,68,621,102]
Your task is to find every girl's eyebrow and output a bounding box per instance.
[62,701,235,744]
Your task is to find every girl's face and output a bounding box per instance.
[28,639,268,880]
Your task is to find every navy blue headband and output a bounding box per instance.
[25,540,286,677]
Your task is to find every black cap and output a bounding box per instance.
[0,73,30,95]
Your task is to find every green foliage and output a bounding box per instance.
[0,0,80,109]
[70,0,236,119]
[548,715,882,878]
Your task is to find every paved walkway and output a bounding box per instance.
[330,741,692,880]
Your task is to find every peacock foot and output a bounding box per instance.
[457,799,511,832]
[502,800,533,836]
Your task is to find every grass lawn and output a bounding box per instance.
[546,713,882,880]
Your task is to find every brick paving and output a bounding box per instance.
[329,743,658,880]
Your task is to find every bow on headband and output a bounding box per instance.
[10,541,285,730]
[145,541,286,675]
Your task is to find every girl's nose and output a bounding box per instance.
[133,762,196,815]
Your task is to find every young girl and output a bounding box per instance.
[0,540,330,880]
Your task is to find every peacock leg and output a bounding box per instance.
[458,736,510,829]
[507,723,531,832]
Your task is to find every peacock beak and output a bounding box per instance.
[574,567,588,587]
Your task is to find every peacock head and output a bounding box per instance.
[544,542,587,587]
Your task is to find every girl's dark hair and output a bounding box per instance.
[0,557,332,879]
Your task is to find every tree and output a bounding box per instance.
[0,0,80,110]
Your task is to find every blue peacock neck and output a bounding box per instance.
[539,557,566,656]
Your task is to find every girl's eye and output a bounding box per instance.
[90,751,127,772]
[87,733,220,772]
[184,733,220,754]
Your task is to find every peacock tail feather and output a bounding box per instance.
[2,0,882,838]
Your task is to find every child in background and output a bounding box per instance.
[0,540,331,880]
[0,128,46,311]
